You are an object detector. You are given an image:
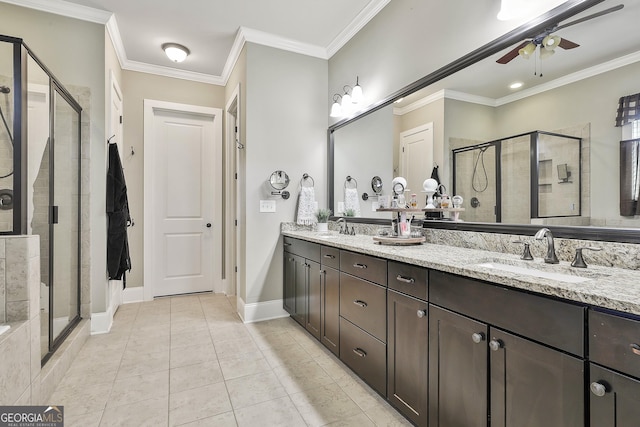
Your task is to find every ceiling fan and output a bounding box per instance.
[496,4,624,64]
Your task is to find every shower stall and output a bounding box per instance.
[0,35,82,364]
[453,131,582,224]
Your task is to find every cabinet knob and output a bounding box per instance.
[471,332,485,344]
[590,381,607,397]
[416,309,427,318]
[489,339,503,351]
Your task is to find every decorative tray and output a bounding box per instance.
[373,236,426,245]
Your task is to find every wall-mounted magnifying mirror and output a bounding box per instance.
[269,170,290,199]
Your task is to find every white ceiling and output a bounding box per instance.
[3,0,389,84]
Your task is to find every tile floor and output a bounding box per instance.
[50,293,412,426]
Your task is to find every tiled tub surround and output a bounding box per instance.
[281,223,640,315]
[0,236,89,405]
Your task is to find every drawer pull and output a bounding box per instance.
[323,254,336,259]
[284,243,292,246]
[590,381,607,397]
[353,348,367,358]
[396,275,415,284]
[417,309,427,318]
[631,343,640,356]
[353,263,368,269]
[353,300,368,308]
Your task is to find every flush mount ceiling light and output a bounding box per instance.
[509,82,523,89]
[162,43,190,63]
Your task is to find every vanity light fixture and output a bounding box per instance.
[330,94,343,117]
[330,77,365,118]
[162,43,190,63]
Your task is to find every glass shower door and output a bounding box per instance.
[50,86,80,345]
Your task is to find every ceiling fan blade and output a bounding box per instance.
[496,41,528,64]
[555,4,624,31]
[558,38,580,49]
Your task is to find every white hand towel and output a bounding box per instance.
[296,186,317,225]
[344,187,361,217]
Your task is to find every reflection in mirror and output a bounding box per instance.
[329,0,640,235]
[333,105,394,218]
[269,170,290,190]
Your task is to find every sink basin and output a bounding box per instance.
[474,259,598,283]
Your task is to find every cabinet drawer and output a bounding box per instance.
[388,261,428,301]
[340,317,386,396]
[590,310,640,379]
[340,250,387,285]
[340,272,387,342]
[321,246,340,269]
[283,237,320,262]
[430,270,585,357]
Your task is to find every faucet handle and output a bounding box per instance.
[513,240,534,261]
[571,247,602,268]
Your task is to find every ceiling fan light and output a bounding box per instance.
[540,47,555,60]
[519,42,536,59]
[543,35,561,50]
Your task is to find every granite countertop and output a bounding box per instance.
[282,230,640,316]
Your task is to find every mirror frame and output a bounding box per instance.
[327,0,640,244]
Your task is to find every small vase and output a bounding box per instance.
[316,222,328,233]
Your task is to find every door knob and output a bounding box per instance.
[206,223,212,228]
[590,381,607,397]
[471,332,485,344]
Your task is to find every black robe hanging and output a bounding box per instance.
[107,143,132,282]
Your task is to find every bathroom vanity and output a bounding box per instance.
[282,229,640,427]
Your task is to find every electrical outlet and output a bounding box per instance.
[260,200,276,213]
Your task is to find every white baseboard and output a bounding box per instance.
[123,286,144,304]
[238,298,289,323]
[90,307,113,335]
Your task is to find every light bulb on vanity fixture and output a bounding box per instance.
[330,77,365,118]
[330,94,343,118]
[162,43,190,63]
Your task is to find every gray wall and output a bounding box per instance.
[244,43,328,305]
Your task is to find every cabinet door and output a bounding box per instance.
[306,260,321,340]
[293,255,307,326]
[590,363,640,427]
[388,290,428,426]
[429,305,488,427]
[321,266,340,356]
[283,253,297,314]
[489,327,584,427]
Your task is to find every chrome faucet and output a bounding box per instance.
[336,218,347,234]
[534,227,559,264]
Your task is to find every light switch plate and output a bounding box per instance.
[260,200,276,213]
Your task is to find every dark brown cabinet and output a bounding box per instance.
[305,260,321,339]
[589,309,640,425]
[387,289,428,426]
[282,237,320,329]
[429,271,585,427]
[320,264,340,356]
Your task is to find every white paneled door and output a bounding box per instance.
[144,100,222,298]
[400,123,434,195]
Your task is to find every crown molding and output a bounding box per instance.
[327,0,391,58]
[495,50,640,106]
[1,0,111,23]
[6,0,390,85]
[121,59,225,85]
[394,50,640,114]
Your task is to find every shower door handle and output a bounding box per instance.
[50,205,59,224]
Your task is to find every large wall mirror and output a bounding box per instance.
[328,0,640,243]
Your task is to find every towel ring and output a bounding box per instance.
[300,173,315,188]
[344,176,358,189]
